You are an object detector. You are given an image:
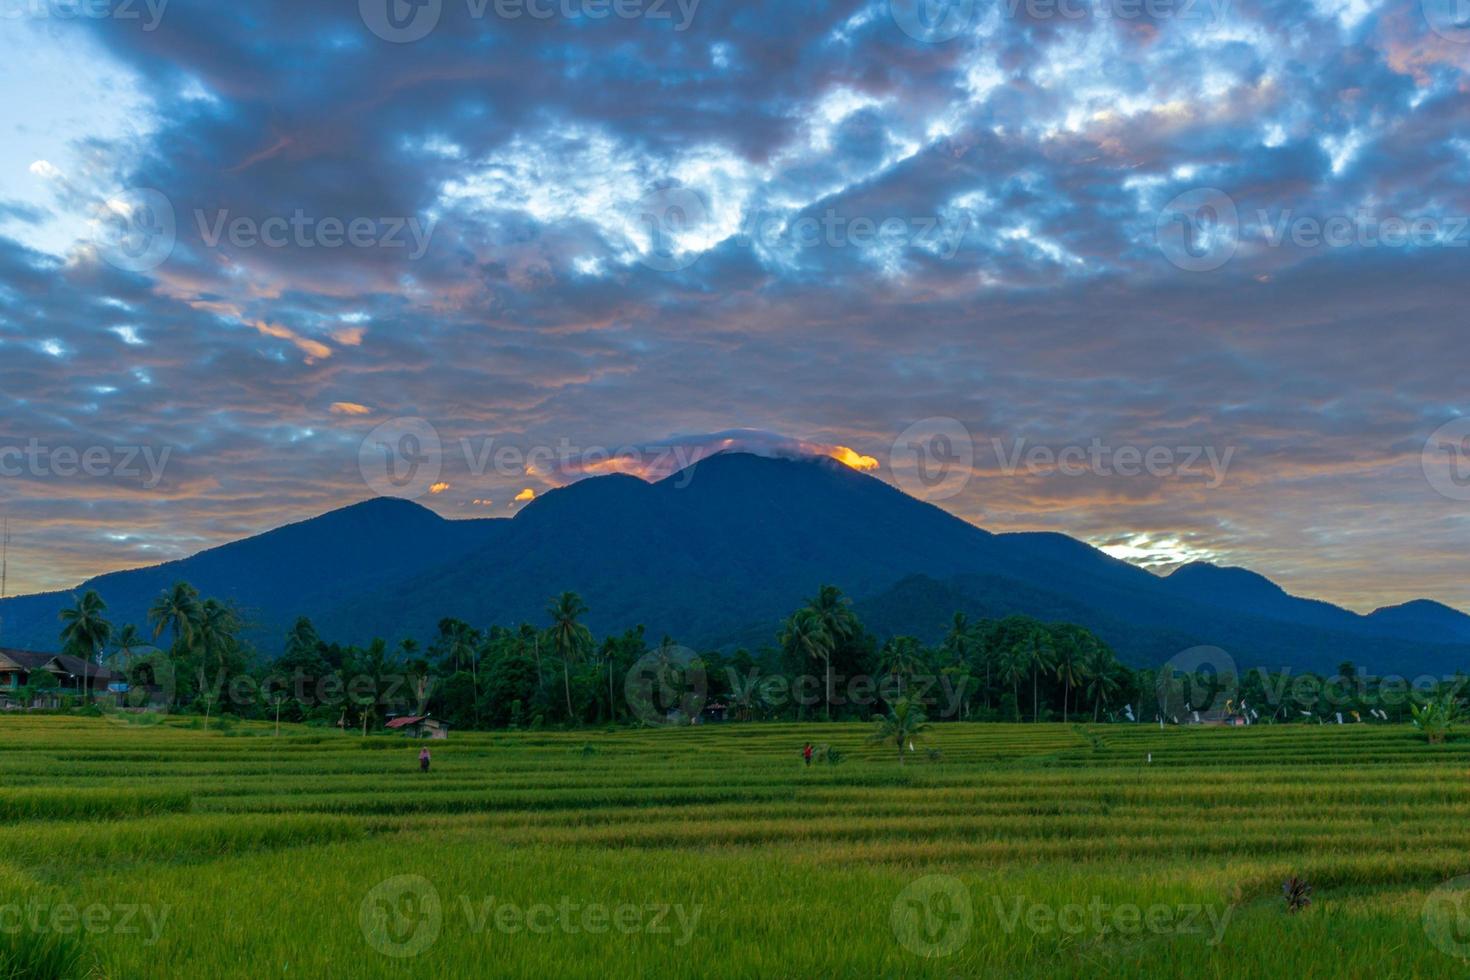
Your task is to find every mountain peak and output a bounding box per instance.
[1166,561,1287,598]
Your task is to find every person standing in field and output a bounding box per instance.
[419,747,431,773]
[803,743,813,767]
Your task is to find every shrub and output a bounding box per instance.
[1282,876,1312,913]
[1410,693,1461,745]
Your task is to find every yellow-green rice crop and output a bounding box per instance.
[2,716,1468,977]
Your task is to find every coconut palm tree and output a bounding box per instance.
[1021,626,1055,723]
[1051,626,1093,724]
[148,582,201,656]
[195,599,239,730]
[942,613,968,660]
[58,590,112,704]
[1083,643,1122,721]
[807,585,856,645]
[867,696,931,765]
[546,592,592,721]
[880,636,926,699]
[997,641,1027,710]
[782,608,834,720]
[114,624,142,662]
[806,585,855,715]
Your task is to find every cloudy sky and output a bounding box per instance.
[0,0,1466,613]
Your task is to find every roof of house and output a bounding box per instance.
[0,649,112,681]
[0,649,56,671]
[50,654,113,681]
[386,716,447,729]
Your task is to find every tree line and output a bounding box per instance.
[40,582,1160,730]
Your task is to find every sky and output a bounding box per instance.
[0,0,1467,613]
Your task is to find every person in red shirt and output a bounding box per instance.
[802,743,813,767]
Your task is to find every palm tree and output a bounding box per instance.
[997,642,1026,711]
[1052,626,1092,724]
[1022,626,1055,723]
[806,586,855,717]
[807,585,855,643]
[58,590,112,704]
[148,582,201,656]
[781,608,833,720]
[437,619,480,725]
[195,599,239,730]
[598,640,618,723]
[944,613,972,665]
[114,624,142,662]
[867,696,931,765]
[971,620,997,709]
[1083,643,1122,721]
[880,636,926,699]
[546,592,592,721]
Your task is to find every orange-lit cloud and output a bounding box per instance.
[829,446,879,471]
[514,488,536,502]
[248,320,332,362]
[329,402,372,416]
[429,482,450,495]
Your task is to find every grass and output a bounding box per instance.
[2,716,1469,977]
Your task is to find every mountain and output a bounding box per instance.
[2,451,1468,675]
[1366,600,1470,645]
[0,498,503,651]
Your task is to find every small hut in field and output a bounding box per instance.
[385,715,449,739]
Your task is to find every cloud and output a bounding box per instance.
[0,0,1462,619]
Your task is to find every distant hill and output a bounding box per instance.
[0,498,503,651]
[2,452,1468,675]
[1365,600,1470,645]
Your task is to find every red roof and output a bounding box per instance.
[385,716,427,729]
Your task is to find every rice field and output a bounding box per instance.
[4,716,1470,977]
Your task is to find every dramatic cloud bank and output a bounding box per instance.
[0,0,1466,613]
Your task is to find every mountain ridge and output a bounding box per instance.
[0,451,1465,674]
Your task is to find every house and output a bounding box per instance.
[385,715,448,739]
[0,648,114,705]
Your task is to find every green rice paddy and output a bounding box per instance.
[4,717,1470,977]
